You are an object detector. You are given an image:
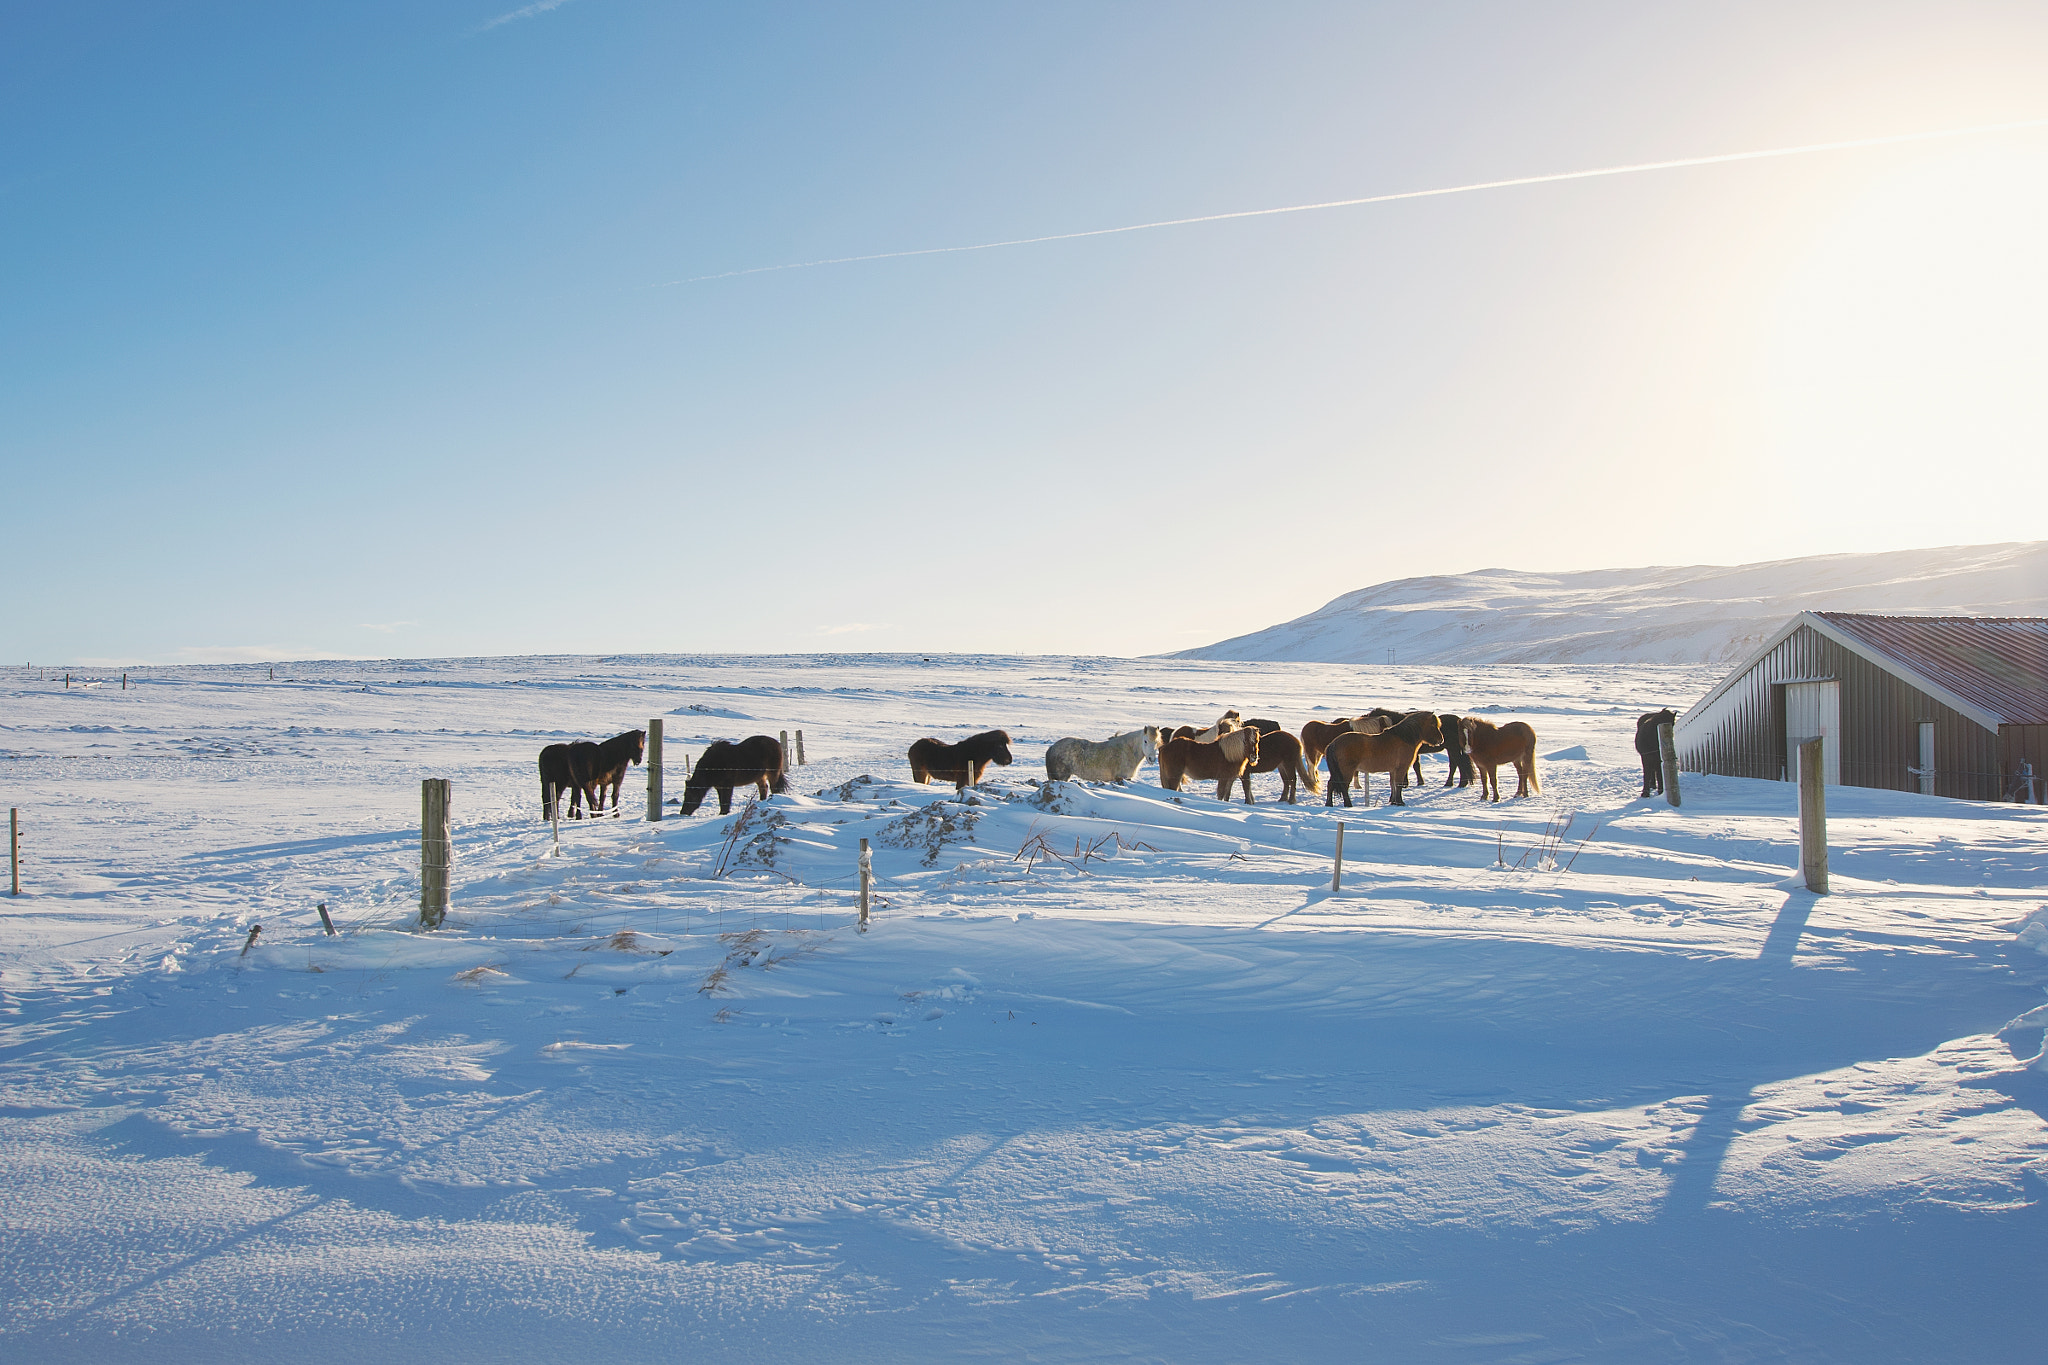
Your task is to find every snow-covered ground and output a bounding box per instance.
[4,654,2046,1363]
[1175,540,2048,664]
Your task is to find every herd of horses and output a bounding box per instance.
[537,706,1680,820]
[1040,707,1539,807]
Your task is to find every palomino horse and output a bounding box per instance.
[1634,709,1676,798]
[1323,711,1444,808]
[1462,717,1541,801]
[681,735,788,815]
[1237,728,1320,803]
[909,730,1013,791]
[1158,727,1260,802]
[538,729,645,819]
[1045,728,1160,783]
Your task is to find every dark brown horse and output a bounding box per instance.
[1462,717,1540,801]
[1324,711,1443,808]
[538,729,645,819]
[681,735,788,815]
[1635,708,1677,797]
[1158,727,1260,801]
[1237,729,1320,803]
[908,730,1013,791]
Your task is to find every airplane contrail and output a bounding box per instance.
[666,115,2048,285]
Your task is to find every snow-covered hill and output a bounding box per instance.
[1175,541,2048,665]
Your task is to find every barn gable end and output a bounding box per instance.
[1674,613,2047,801]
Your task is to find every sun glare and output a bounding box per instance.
[1758,137,2048,535]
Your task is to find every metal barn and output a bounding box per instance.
[1673,612,2048,802]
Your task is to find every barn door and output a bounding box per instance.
[1785,680,1841,785]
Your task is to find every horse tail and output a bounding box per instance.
[1526,747,1541,794]
[1296,751,1321,796]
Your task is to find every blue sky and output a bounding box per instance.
[6,1,2046,664]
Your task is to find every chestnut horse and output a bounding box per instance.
[1462,717,1540,801]
[681,735,787,815]
[1237,729,1320,803]
[908,729,1013,791]
[1158,727,1260,801]
[1300,714,1394,789]
[1323,711,1443,808]
[538,729,645,820]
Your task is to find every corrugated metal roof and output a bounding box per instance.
[1815,613,2048,726]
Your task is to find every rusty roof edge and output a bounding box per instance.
[1805,614,2008,729]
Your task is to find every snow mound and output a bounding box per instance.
[2002,906,2048,957]
[1544,746,1591,761]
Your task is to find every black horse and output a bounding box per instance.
[908,730,1013,791]
[681,735,788,816]
[1635,709,1677,797]
[539,729,645,819]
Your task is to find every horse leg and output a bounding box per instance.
[717,785,734,815]
[1390,769,1406,806]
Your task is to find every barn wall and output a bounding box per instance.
[2001,725,2048,802]
[1676,623,2005,799]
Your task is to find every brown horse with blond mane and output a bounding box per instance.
[1158,727,1261,802]
[1462,717,1540,801]
[1323,711,1443,808]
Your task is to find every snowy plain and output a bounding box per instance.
[3,653,2046,1363]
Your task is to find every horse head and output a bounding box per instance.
[1417,712,1444,746]
[1139,726,1160,758]
[628,729,647,764]
[987,730,1014,766]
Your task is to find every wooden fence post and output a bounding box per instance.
[646,719,663,821]
[317,902,337,936]
[796,729,806,765]
[548,783,561,854]
[1331,821,1346,892]
[780,730,790,767]
[420,778,451,929]
[1799,738,1828,893]
[8,808,17,897]
[858,837,871,930]
[1657,722,1681,808]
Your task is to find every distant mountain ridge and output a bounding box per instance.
[1171,542,2048,666]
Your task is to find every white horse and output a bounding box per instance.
[1044,727,1161,783]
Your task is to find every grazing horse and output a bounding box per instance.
[1237,729,1320,803]
[1158,727,1260,802]
[1046,727,1160,783]
[538,729,645,820]
[681,735,788,815]
[1323,711,1443,808]
[1635,709,1677,797]
[909,729,1013,791]
[1462,717,1541,801]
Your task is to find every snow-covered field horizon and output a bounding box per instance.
[4,653,2045,1363]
